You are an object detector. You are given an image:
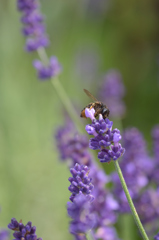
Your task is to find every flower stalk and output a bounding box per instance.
[37,47,83,133]
[114,160,149,240]
[51,77,83,132]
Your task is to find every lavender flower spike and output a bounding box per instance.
[67,192,96,239]
[17,0,62,80]
[85,108,125,162]
[8,218,42,240]
[68,163,94,202]
[17,0,49,52]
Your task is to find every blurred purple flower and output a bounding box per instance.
[55,121,92,167]
[151,125,159,184]
[8,218,42,240]
[17,0,49,51]
[98,70,126,118]
[135,188,159,227]
[0,230,9,240]
[112,128,153,212]
[91,180,119,228]
[67,192,96,239]
[95,226,120,240]
[85,108,125,162]
[17,0,61,80]
[33,56,62,80]
[68,163,94,202]
[152,125,159,161]
[154,232,159,240]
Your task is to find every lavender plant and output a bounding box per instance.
[16,0,82,131]
[56,120,120,239]
[110,126,159,236]
[112,128,153,212]
[4,1,158,240]
[84,108,149,240]
[17,0,61,78]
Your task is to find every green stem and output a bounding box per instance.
[51,77,83,132]
[86,231,95,240]
[37,48,83,133]
[113,160,149,240]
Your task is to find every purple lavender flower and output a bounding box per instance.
[154,232,159,240]
[56,120,120,237]
[91,186,118,228]
[33,56,62,80]
[67,192,96,239]
[0,229,9,240]
[8,218,42,240]
[55,121,92,167]
[112,128,153,212]
[95,226,120,240]
[88,164,118,228]
[68,163,94,202]
[152,125,159,161]
[135,188,159,231]
[85,108,125,162]
[98,69,126,118]
[17,0,61,80]
[151,125,159,184]
[17,0,49,51]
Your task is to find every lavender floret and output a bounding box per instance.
[68,163,94,202]
[8,218,20,230]
[8,219,42,240]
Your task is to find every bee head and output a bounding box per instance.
[102,108,110,119]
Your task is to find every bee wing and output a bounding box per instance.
[83,89,98,102]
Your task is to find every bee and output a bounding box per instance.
[80,89,110,119]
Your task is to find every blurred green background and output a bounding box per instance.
[0,0,159,239]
